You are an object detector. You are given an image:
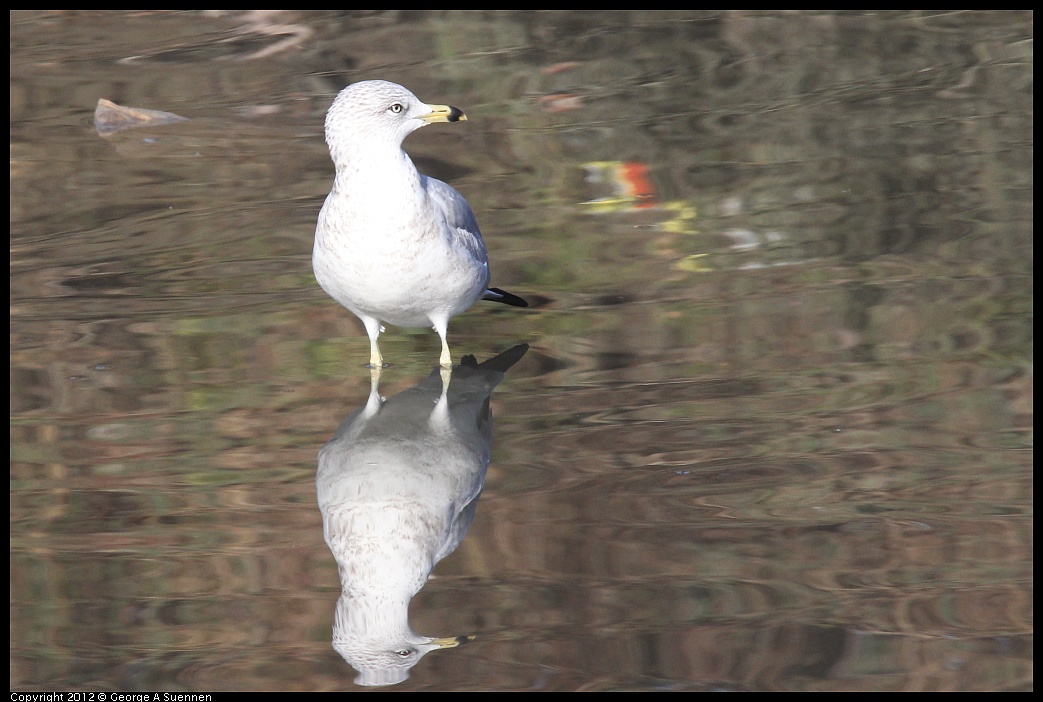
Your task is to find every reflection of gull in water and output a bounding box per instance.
[316,345,528,686]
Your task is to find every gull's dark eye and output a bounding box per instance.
[394,648,412,658]
[389,103,404,114]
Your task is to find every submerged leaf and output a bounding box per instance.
[94,98,188,136]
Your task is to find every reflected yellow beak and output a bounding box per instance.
[430,635,475,649]
[421,104,467,123]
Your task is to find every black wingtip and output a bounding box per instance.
[483,287,529,308]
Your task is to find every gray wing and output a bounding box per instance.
[422,175,489,265]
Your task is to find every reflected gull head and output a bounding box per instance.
[316,345,527,686]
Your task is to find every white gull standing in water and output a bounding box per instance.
[313,80,527,368]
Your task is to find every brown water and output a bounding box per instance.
[10,11,1032,691]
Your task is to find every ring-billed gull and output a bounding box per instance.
[313,80,527,368]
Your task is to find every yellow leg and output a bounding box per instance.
[362,317,385,368]
[368,337,383,369]
[434,319,452,367]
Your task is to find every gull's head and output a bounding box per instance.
[325,80,466,160]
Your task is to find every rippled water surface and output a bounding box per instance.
[11,11,1032,691]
